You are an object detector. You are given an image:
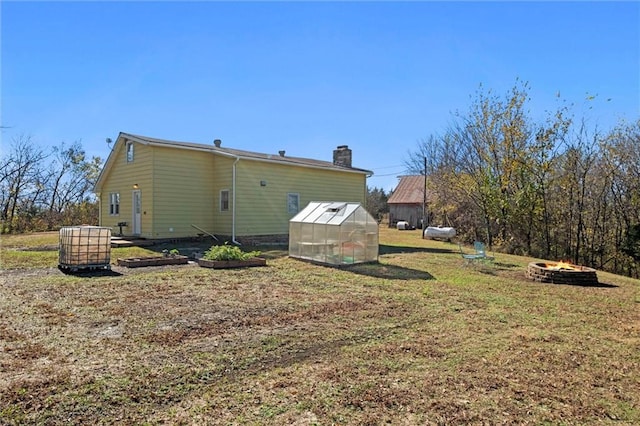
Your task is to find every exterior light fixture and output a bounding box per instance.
[133,184,139,189]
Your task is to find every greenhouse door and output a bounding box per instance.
[132,190,141,236]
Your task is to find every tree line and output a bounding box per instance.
[1,134,103,234]
[366,186,390,223]
[406,80,640,278]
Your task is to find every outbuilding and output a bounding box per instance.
[387,175,427,229]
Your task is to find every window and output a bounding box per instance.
[109,193,120,215]
[220,189,229,212]
[287,193,300,214]
[126,142,134,162]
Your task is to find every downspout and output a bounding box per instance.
[364,170,373,207]
[231,156,241,245]
[97,193,101,226]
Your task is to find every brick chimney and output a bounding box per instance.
[333,145,352,168]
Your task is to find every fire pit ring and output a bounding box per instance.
[526,261,598,285]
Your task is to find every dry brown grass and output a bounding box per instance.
[1,227,639,424]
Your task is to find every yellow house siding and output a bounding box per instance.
[234,160,366,236]
[150,146,216,238]
[97,135,369,240]
[98,141,154,237]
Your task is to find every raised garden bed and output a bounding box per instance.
[117,255,189,268]
[197,257,266,269]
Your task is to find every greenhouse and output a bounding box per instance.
[289,201,379,265]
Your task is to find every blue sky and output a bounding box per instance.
[3,1,639,191]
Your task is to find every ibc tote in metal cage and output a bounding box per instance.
[289,201,378,265]
[59,226,112,271]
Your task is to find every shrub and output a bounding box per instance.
[202,243,260,261]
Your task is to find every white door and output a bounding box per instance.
[132,190,141,236]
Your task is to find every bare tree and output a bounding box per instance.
[1,135,103,233]
[0,134,48,233]
[42,141,102,228]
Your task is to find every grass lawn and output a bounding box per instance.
[1,227,639,425]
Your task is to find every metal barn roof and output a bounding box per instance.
[387,175,426,205]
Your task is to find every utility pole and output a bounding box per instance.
[422,156,427,239]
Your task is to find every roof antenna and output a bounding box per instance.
[106,137,113,151]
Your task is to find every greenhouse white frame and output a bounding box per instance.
[289,201,379,265]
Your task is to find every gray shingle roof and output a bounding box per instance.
[122,132,372,175]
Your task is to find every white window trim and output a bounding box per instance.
[220,189,230,212]
[126,142,134,163]
[287,192,300,214]
[109,192,120,216]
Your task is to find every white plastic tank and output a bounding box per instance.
[424,226,456,240]
[396,221,410,230]
[59,226,111,271]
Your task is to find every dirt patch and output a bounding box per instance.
[12,244,59,251]
[2,230,639,424]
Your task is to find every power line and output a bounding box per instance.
[370,164,406,171]
[371,171,407,177]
